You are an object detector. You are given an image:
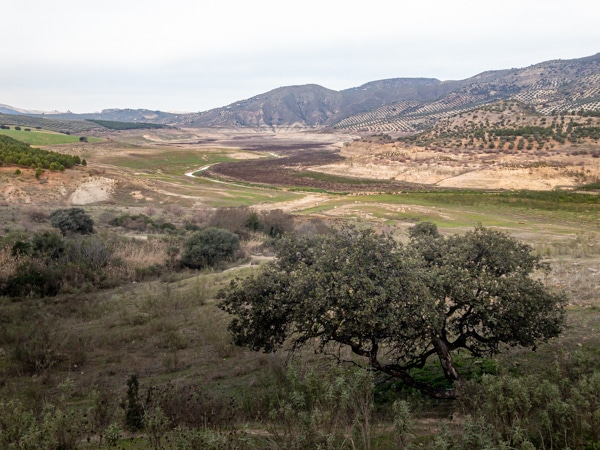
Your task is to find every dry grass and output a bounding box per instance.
[0,247,20,279]
[111,238,170,277]
[548,257,600,306]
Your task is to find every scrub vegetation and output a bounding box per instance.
[0,126,598,449]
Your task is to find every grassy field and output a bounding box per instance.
[0,128,102,145]
[98,146,303,207]
[331,191,600,230]
[103,149,242,174]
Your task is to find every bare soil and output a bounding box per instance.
[1,128,599,212]
[316,140,600,190]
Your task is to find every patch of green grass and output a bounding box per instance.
[349,190,600,228]
[103,149,235,174]
[203,186,300,207]
[0,128,101,146]
[577,181,600,191]
[86,119,169,130]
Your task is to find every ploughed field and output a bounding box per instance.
[206,144,431,192]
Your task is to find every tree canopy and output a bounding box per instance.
[218,224,566,399]
[0,135,82,170]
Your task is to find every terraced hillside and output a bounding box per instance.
[400,100,600,150]
[334,54,600,133]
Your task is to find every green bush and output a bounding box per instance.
[181,227,240,269]
[265,365,374,449]
[11,240,32,257]
[123,375,145,432]
[459,370,600,448]
[32,230,65,260]
[184,222,201,231]
[0,399,85,449]
[109,213,155,231]
[1,261,61,297]
[50,208,94,235]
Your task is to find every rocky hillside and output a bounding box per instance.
[176,79,449,129]
[334,54,600,133]
[179,53,600,131]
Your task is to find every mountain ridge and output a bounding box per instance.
[3,53,600,132]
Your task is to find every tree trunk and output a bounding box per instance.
[370,358,457,399]
[432,336,462,383]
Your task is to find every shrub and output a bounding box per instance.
[123,375,145,431]
[184,222,201,231]
[266,365,374,449]
[50,208,94,235]
[459,370,600,448]
[1,261,61,297]
[26,207,48,223]
[31,230,65,260]
[64,235,112,268]
[408,221,440,238]
[159,221,177,231]
[109,213,155,232]
[0,399,85,449]
[260,209,294,237]
[11,321,63,373]
[181,227,240,269]
[10,240,32,257]
[147,382,241,428]
[208,207,255,237]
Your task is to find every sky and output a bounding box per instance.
[1,0,599,114]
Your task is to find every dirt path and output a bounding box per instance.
[184,165,211,177]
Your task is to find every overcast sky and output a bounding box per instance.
[1,0,598,113]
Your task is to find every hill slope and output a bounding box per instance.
[179,53,600,131]
[334,54,600,133]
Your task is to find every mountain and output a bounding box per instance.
[178,53,600,131]
[178,79,450,129]
[0,104,65,115]
[26,108,180,124]
[178,84,343,128]
[3,53,600,132]
[334,53,600,133]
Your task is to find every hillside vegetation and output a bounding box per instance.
[0,135,85,171]
[0,113,105,134]
[86,119,170,130]
[401,100,600,150]
[0,197,597,449]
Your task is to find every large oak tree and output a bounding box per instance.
[218,225,566,399]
